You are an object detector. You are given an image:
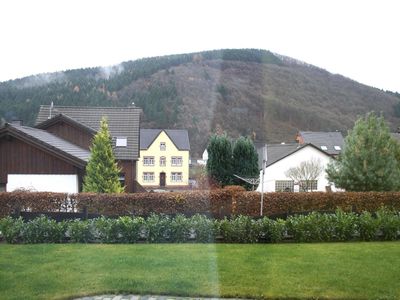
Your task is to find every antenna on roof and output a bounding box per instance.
[49,101,54,119]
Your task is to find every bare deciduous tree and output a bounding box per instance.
[285,158,324,192]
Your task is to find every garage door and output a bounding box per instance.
[7,174,79,193]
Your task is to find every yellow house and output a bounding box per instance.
[138,129,190,189]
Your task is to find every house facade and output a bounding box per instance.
[0,105,142,193]
[256,143,340,192]
[137,129,190,189]
[0,121,90,192]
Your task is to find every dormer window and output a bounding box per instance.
[160,142,166,151]
[116,137,127,147]
[334,146,341,151]
[321,146,328,151]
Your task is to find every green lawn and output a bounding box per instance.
[0,242,399,300]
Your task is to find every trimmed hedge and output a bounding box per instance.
[1,208,399,244]
[2,188,400,218]
[235,192,400,216]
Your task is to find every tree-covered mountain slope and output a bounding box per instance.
[1,49,399,156]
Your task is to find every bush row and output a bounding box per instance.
[1,208,399,244]
[2,189,400,218]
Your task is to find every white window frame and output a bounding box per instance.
[299,180,318,191]
[275,180,294,192]
[143,156,155,166]
[160,142,166,151]
[171,172,183,182]
[143,172,155,182]
[160,156,166,167]
[116,137,127,147]
[171,156,183,167]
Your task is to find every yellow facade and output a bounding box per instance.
[137,131,189,188]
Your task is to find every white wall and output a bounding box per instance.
[7,174,79,193]
[257,145,339,192]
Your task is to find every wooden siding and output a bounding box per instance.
[44,121,93,150]
[118,160,137,193]
[0,136,81,184]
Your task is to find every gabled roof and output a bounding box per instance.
[0,123,90,168]
[256,143,331,170]
[36,105,141,160]
[140,129,190,151]
[35,113,97,134]
[297,131,344,155]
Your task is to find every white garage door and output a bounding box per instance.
[7,174,79,193]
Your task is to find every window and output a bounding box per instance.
[160,142,166,151]
[116,137,127,147]
[119,173,125,187]
[275,180,294,192]
[334,146,341,151]
[171,156,182,166]
[160,156,166,166]
[299,180,318,191]
[320,145,328,151]
[143,156,155,166]
[171,172,182,182]
[143,172,155,182]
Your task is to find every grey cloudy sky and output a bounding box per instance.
[1,0,399,92]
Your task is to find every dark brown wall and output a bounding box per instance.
[0,137,80,184]
[118,160,137,193]
[44,121,93,150]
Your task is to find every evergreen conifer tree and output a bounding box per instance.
[326,112,400,191]
[83,117,124,193]
[206,134,233,186]
[232,136,259,188]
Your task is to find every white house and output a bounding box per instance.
[256,143,340,192]
[197,149,208,165]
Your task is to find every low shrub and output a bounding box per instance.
[1,207,399,244]
[190,214,219,243]
[145,214,171,243]
[0,216,24,243]
[357,211,379,241]
[257,217,286,243]
[169,214,191,243]
[219,215,258,243]
[376,207,400,240]
[93,217,120,243]
[331,209,357,241]
[68,219,94,243]
[118,216,145,243]
[22,215,66,243]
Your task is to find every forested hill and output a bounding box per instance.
[1,49,400,157]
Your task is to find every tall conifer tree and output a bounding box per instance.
[83,117,124,193]
[327,112,400,191]
[232,136,259,187]
[206,134,232,186]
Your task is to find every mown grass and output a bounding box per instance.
[0,242,399,300]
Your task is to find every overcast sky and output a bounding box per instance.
[1,0,399,92]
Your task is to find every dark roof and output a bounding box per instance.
[298,131,344,155]
[256,143,330,169]
[0,123,90,167]
[140,129,190,151]
[36,105,141,160]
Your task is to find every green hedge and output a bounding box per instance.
[1,208,399,244]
